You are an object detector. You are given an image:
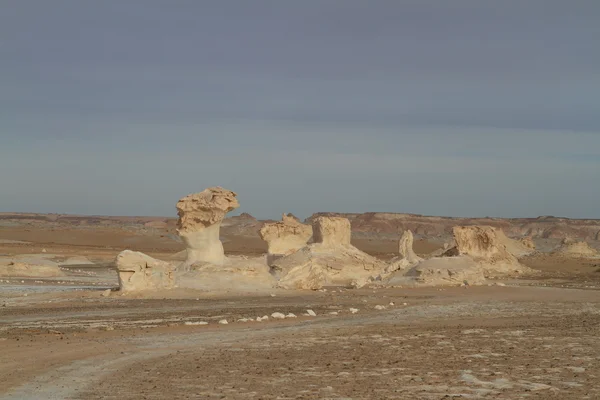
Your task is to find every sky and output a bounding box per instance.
[1,1,599,220]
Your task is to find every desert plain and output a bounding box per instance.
[1,201,600,399]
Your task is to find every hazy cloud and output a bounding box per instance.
[1,1,599,218]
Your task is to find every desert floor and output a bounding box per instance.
[1,223,600,399]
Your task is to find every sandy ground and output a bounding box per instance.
[1,222,600,399]
[2,285,600,399]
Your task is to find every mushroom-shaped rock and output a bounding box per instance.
[271,217,387,289]
[115,250,176,292]
[259,213,312,265]
[176,187,239,266]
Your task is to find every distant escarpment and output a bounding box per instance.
[305,212,600,242]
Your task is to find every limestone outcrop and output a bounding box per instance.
[259,213,312,265]
[495,231,536,258]
[0,261,64,278]
[386,256,486,287]
[555,239,599,258]
[116,187,275,293]
[398,230,422,263]
[383,225,530,287]
[115,250,176,292]
[271,217,386,289]
[0,255,65,278]
[176,187,239,266]
[520,236,536,250]
[452,226,530,276]
[175,255,274,292]
[387,230,423,271]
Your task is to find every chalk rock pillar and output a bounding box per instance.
[176,187,240,266]
[312,217,351,247]
[398,230,423,264]
[259,213,313,265]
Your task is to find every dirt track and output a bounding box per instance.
[2,285,600,399]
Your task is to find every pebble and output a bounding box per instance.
[349,308,359,314]
[218,319,228,325]
[305,309,317,317]
[328,311,339,315]
[101,289,111,297]
[389,302,395,306]
[403,302,408,306]
[271,312,286,319]
[285,313,297,318]
[374,305,386,310]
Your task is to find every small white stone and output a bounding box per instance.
[271,312,286,319]
[495,282,506,287]
[306,309,317,317]
[374,305,386,310]
[389,302,395,306]
[403,302,408,306]
[237,318,249,322]
[349,308,359,314]
[184,321,208,326]
[285,313,297,318]
[270,294,276,297]
[328,311,338,315]
[218,319,228,325]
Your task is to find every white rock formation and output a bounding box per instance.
[495,231,536,258]
[271,217,387,289]
[174,254,275,292]
[176,187,240,266]
[0,255,64,278]
[451,226,530,276]
[115,250,176,292]
[388,230,423,271]
[399,230,422,263]
[312,216,351,246]
[259,214,312,265]
[386,257,486,287]
[555,238,599,258]
[116,187,275,293]
[384,225,531,288]
[0,262,64,278]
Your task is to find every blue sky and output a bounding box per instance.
[1,1,599,219]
